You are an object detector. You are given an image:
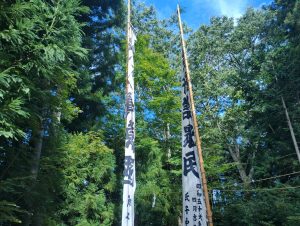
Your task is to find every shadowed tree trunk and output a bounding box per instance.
[228,143,256,188]
[31,124,44,179]
[24,119,44,226]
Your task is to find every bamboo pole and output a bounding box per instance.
[281,96,300,164]
[177,5,213,226]
[126,0,131,94]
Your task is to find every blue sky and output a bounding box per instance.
[143,0,273,29]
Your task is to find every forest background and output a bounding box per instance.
[0,0,299,225]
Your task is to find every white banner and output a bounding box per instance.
[181,72,208,226]
[122,26,137,226]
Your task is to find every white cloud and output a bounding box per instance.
[217,0,247,18]
[189,0,251,19]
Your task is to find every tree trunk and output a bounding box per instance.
[281,96,300,164]
[228,145,253,187]
[178,213,182,226]
[31,125,44,179]
[166,123,171,159]
[24,122,44,226]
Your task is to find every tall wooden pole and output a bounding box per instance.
[281,96,300,164]
[126,0,131,94]
[122,1,135,225]
[177,5,213,226]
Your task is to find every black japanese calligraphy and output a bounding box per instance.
[125,120,134,149]
[197,189,202,197]
[193,214,197,221]
[126,92,134,117]
[185,218,190,226]
[182,67,207,226]
[123,156,134,186]
[197,198,202,205]
[185,192,190,202]
[198,206,202,212]
[198,213,203,221]
[183,124,196,148]
[183,110,192,120]
[127,195,132,207]
[183,151,199,178]
[185,205,190,215]
[182,76,188,94]
[183,96,190,111]
[182,96,192,120]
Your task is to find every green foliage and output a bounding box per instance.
[188,2,300,224]
[0,201,23,224]
[58,132,116,226]
[214,185,300,226]
[0,0,89,223]
[0,68,29,140]
[66,0,124,132]
[0,0,300,225]
[134,35,181,225]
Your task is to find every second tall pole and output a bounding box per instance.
[177,4,213,226]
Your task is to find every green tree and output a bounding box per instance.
[58,132,116,226]
[0,0,87,224]
[134,36,181,225]
[188,4,300,225]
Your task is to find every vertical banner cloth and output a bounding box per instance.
[181,71,208,226]
[122,26,137,226]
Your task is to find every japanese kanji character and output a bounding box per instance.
[182,76,188,94]
[197,189,202,197]
[123,156,134,186]
[193,214,197,221]
[185,205,190,215]
[183,124,196,148]
[183,151,199,178]
[197,198,202,205]
[182,96,192,120]
[185,192,190,202]
[198,206,202,212]
[126,92,134,117]
[199,213,203,221]
[185,218,190,226]
[127,195,132,207]
[125,120,134,149]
